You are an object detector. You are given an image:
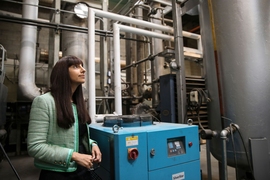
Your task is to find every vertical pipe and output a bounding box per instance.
[62,4,89,100]
[113,24,122,115]
[88,8,96,122]
[206,140,212,180]
[136,7,145,96]
[100,0,109,113]
[18,0,40,100]
[220,130,229,180]
[172,0,186,123]
[113,24,173,116]
[125,22,132,104]
[149,2,167,108]
[48,0,60,87]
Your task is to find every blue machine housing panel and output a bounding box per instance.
[90,126,149,180]
[114,132,148,180]
[149,160,200,179]
[147,123,199,170]
[89,122,200,180]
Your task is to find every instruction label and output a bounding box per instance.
[126,136,138,146]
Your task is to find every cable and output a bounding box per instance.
[231,123,255,179]
[186,88,210,129]
[0,143,21,180]
[145,109,160,122]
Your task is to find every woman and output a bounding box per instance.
[27,55,102,180]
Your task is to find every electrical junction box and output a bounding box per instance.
[89,116,200,180]
[190,91,199,103]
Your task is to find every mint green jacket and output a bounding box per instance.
[27,92,96,172]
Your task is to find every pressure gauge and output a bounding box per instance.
[74,3,88,19]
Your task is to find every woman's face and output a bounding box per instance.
[69,64,86,86]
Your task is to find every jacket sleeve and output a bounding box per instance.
[83,124,97,152]
[27,96,74,168]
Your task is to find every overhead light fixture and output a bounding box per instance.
[74,3,89,19]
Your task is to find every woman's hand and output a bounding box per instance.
[91,145,102,163]
[71,152,94,169]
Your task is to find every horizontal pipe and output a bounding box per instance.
[121,56,151,71]
[96,96,133,99]
[117,24,174,41]
[0,15,112,35]
[114,23,175,115]
[151,0,172,6]
[88,7,202,121]
[92,8,174,34]
[182,30,201,40]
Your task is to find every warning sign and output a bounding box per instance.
[126,136,138,146]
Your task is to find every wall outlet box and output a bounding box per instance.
[190,91,198,103]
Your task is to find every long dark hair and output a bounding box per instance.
[49,55,91,129]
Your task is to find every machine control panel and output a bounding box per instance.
[167,137,186,157]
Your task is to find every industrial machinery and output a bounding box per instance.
[90,115,200,180]
[2,0,270,179]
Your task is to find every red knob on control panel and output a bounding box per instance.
[128,148,139,160]
[188,142,193,147]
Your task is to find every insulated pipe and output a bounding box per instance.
[90,8,174,33]
[0,44,6,84]
[113,24,121,115]
[88,9,96,122]
[150,2,167,108]
[117,24,174,40]
[114,24,174,115]
[18,0,40,100]
[88,8,173,121]
[61,3,89,99]
[88,7,199,121]
[136,7,146,97]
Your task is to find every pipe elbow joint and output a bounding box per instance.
[220,129,229,139]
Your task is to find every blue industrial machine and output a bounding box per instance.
[90,115,200,180]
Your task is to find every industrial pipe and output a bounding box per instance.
[18,0,40,100]
[90,8,174,33]
[220,124,239,180]
[88,8,174,121]
[113,24,174,115]
[88,7,201,121]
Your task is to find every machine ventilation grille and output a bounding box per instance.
[186,77,208,130]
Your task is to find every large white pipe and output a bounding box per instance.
[113,24,122,115]
[88,8,168,121]
[88,9,96,122]
[88,8,174,122]
[91,8,174,33]
[117,24,174,40]
[88,7,201,121]
[18,0,40,100]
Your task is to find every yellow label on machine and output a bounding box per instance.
[126,136,138,146]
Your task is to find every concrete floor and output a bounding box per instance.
[200,144,236,180]
[0,144,236,180]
